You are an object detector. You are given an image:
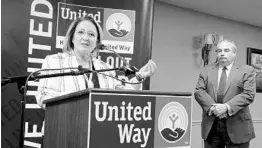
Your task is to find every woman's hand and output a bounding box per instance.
[136,60,157,80]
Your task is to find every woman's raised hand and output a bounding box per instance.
[136,60,157,80]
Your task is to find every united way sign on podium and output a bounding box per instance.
[43,89,192,148]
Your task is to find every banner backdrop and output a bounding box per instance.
[2,0,154,147]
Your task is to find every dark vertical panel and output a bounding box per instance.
[2,0,32,148]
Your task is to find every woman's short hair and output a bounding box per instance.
[62,16,103,52]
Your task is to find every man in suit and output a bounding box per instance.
[194,39,256,148]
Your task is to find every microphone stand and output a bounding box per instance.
[1,66,125,148]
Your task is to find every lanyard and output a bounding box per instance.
[83,65,94,88]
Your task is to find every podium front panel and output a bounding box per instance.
[88,92,192,148]
[44,90,192,148]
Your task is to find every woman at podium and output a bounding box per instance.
[36,16,157,109]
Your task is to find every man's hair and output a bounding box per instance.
[62,16,103,53]
[217,39,237,53]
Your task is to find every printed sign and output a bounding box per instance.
[56,2,135,54]
[88,93,192,148]
[154,97,191,148]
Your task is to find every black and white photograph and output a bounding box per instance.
[2,0,262,148]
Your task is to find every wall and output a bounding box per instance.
[151,1,262,147]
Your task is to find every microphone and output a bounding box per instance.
[1,67,91,87]
[96,44,138,76]
[1,75,35,86]
[96,43,107,50]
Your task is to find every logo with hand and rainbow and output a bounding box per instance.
[158,102,188,143]
[106,13,131,38]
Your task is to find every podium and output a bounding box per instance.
[43,89,192,148]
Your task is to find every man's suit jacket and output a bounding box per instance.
[194,63,256,144]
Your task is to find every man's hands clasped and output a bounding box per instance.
[208,104,228,119]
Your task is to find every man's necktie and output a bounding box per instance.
[217,67,227,103]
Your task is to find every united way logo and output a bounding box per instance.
[106,13,131,38]
[158,102,188,143]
